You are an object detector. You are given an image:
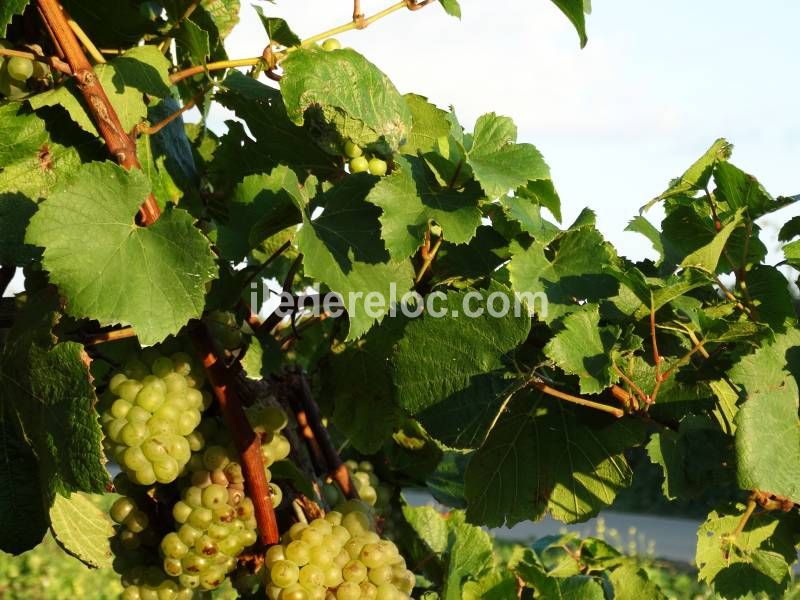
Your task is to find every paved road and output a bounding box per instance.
[404,491,701,564]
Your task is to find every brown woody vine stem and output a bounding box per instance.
[192,325,280,544]
[293,372,359,499]
[82,327,137,346]
[415,237,442,285]
[36,0,160,226]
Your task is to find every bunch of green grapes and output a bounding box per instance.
[100,352,210,485]
[159,409,290,594]
[341,139,389,177]
[119,566,194,600]
[0,40,50,99]
[323,461,391,511]
[108,488,195,600]
[160,443,260,591]
[264,509,415,600]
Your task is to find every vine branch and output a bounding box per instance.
[36,0,160,226]
[530,379,624,418]
[291,371,359,499]
[192,325,280,544]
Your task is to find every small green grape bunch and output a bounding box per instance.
[0,39,49,99]
[265,509,415,600]
[342,139,390,177]
[119,565,194,600]
[323,461,391,511]
[100,351,211,486]
[161,444,270,591]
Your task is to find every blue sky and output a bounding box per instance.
[222,0,800,261]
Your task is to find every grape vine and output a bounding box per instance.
[0,0,798,599]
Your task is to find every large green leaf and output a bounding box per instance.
[0,104,98,201]
[0,0,27,36]
[253,6,300,47]
[730,329,800,502]
[216,72,337,177]
[400,94,452,155]
[50,493,114,569]
[29,46,173,138]
[696,506,800,599]
[323,319,406,454]
[465,394,643,525]
[680,209,744,271]
[0,290,108,498]
[642,138,732,211]
[392,284,530,416]
[366,156,484,260]
[509,214,618,324]
[549,0,588,47]
[280,167,413,339]
[543,305,620,394]
[25,161,217,345]
[609,564,667,600]
[280,47,412,155]
[466,113,551,199]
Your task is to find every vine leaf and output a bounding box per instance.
[176,17,210,65]
[0,399,48,555]
[0,0,26,36]
[609,564,667,600]
[216,72,338,177]
[280,47,412,155]
[50,493,114,569]
[680,208,744,271]
[696,506,800,598]
[280,167,414,339]
[509,212,618,324]
[642,137,732,212]
[367,156,484,260]
[25,161,218,345]
[322,319,405,454]
[464,393,644,526]
[549,0,589,47]
[439,0,462,19]
[29,46,172,137]
[0,289,109,498]
[466,113,551,200]
[0,104,96,201]
[392,284,530,417]
[402,506,493,600]
[400,94,452,155]
[730,329,800,503]
[253,6,301,47]
[543,305,620,394]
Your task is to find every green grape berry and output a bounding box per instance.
[343,139,363,159]
[349,156,369,173]
[7,56,33,81]
[368,157,388,177]
[322,38,341,51]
